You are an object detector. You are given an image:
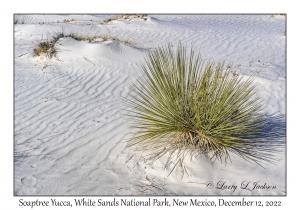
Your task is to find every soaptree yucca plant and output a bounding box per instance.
[125,43,273,169]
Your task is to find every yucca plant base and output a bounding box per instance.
[125,43,271,168]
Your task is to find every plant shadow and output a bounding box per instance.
[255,114,286,148]
[231,114,286,166]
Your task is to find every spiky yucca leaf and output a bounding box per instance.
[126,43,272,167]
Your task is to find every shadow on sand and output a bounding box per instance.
[231,114,286,166]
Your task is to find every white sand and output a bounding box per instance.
[14,14,285,195]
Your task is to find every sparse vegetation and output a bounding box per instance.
[33,39,57,58]
[14,15,25,24]
[101,33,110,42]
[33,30,137,58]
[63,19,75,23]
[102,14,148,24]
[269,14,286,18]
[68,32,98,43]
[122,38,136,46]
[14,17,19,24]
[125,43,274,170]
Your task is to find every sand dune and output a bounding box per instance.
[14,14,285,195]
